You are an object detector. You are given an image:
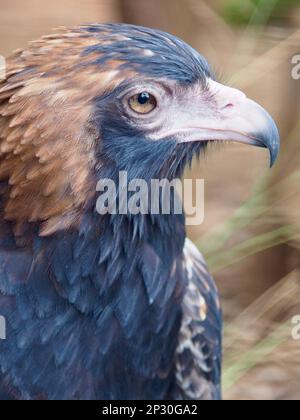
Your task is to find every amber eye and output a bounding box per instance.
[128,92,157,114]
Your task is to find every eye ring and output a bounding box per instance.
[128,92,157,115]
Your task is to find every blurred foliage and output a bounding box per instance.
[198,170,300,274]
[222,0,300,25]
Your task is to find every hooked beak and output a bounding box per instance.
[175,80,280,167]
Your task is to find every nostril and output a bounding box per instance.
[223,103,234,110]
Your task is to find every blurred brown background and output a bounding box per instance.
[1,0,300,400]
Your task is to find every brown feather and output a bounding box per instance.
[0,25,136,237]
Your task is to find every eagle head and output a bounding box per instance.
[0,23,280,237]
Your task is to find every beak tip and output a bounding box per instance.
[269,127,280,168]
[254,115,280,168]
[270,154,277,168]
[268,135,280,168]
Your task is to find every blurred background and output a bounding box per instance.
[1,0,300,400]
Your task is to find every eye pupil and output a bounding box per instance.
[128,91,157,114]
[138,92,150,105]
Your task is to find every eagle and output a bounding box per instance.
[0,23,279,400]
